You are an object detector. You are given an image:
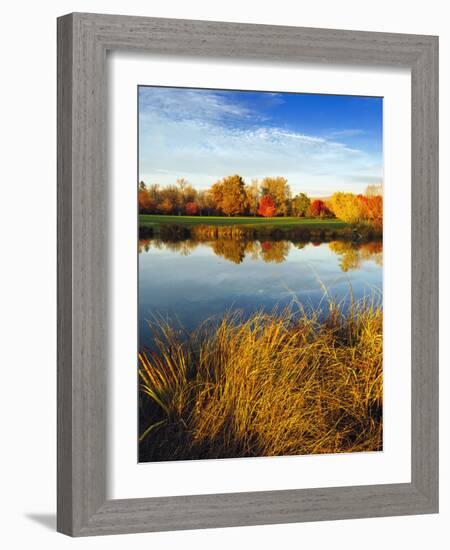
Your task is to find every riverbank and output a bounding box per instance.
[140,214,347,229]
[139,215,381,242]
[139,298,383,462]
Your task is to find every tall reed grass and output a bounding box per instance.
[139,298,382,462]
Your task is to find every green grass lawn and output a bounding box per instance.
[139,214,348,230]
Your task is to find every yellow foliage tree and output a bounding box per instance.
[329,192,362,224]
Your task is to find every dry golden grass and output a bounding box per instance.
[138,298,383,462]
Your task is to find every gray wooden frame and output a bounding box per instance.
[57,12,438,537]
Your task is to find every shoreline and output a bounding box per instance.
[139,221,382,243]
[139,300,383,462]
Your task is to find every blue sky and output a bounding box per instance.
[138,86,382,196]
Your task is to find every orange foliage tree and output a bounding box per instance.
[138,189,155,213]
[357,195,383,228]
[211,175,248,216]
[157,198,174,214]
[257,195,277,217]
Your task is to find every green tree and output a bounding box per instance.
[291,193,311,217]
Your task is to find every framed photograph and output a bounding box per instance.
[57,13,438,536]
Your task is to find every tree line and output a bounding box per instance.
[138,175,382,227]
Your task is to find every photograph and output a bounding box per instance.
[137,86,384,462]
[1,1,442,542]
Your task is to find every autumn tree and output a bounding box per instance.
[310,199,333,218]
[365,184,383,197]
[137,176,382,226]
[246,178,260,216]
[328,192,361,223]
[211,175,248,216]
[185,201,199,216]
[139,189,153,213]
[260,177,291,216]
[157,197,174,214]
[368,195,383,228]
[197,190,216,216]
[157,185,182,215]
[291,193,311,217]
[176,177,188,194]
[176,178,198,212]
[184,184,198,205]
[146,184,162,206]
[138,182,157,213]
[358,194,383,228]
[258,195,277,217]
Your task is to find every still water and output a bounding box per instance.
[138,237,382,350]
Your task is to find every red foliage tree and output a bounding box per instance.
[257,195,277,217]
[310,199,332,218]
[357,194,383,228]
[185,201,199,216]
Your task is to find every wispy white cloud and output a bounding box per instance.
[139,87,256,123]
[138,88,382,195]
[326,128,366,138]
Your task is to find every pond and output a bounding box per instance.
[138,236,382,350]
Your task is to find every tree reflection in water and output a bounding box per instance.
[139,235,382,271]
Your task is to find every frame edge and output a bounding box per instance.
[57,12,74,537]
[57,12,439,536]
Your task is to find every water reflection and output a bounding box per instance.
[138,235,382,349]
[139,236,383,271]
